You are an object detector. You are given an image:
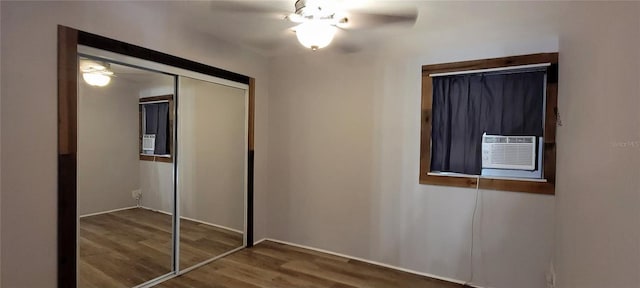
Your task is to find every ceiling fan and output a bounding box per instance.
[209,0,418,52]
[285,0,418,51]
[79,59,115,87]
[286,0,347,50]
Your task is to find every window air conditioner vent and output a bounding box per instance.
[482,134,536,170]
[142,134,156,153]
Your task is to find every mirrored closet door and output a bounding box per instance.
[77,60,176,288]
[177,76,247,271]
[74,44,249,288]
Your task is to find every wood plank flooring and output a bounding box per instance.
[157,241,463,288]
[81,208,460,288]
[179,214,244,269]
[79,208,243,288]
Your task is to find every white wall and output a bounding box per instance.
[139,161,173,212]
[178,78,246,232]
[77,78,140,215]
[266,2,639,288]
[553,3,640,288]
[0,2,270,287]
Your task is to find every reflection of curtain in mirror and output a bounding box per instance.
[144,103,170,155]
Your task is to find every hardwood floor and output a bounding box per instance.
[179,215,244,269]
[81,208,460,288]
[157,241,463,288]
[79,208,243,288]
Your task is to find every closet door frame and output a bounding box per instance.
[57,25,256,288]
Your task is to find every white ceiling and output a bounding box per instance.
[122,1,570,58]
[164,0,430,57]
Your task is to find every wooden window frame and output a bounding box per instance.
[139,95,174,163]
[420,53,558,195]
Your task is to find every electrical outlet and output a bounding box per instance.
[131,189,142,200]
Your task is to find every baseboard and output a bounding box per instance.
[253,238,268,245]
[256,238,485,288]
[180,215,244,235]
[79,206,138,218]
[139,206,171,216]
[138,206,244,235]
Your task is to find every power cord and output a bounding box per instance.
[465,176,481,287]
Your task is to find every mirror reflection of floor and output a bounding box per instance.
[79,208,243,288]
[180,214,244,268]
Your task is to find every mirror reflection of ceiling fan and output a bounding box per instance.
[211,0,418,52]
[79,59,115,87]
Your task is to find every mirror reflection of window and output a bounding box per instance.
[142,104,166,155]
[139,95,173,160]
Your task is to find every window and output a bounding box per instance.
[420,53,558,194]
[139,95,174,163]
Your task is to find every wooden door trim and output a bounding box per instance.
[58,25,79,288]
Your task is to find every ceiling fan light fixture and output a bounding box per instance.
[287,13,305,23]
[295,21,336,51]
[80,59,114,87]
[82,72,112,87]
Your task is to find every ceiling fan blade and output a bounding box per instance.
[255,27,296,47]
[342,8,418,30]
[208,1,288,15]
[333,42,362,54]
[328,28,362,54]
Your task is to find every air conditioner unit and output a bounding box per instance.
[142,134,156,153]
[482,134,536,170]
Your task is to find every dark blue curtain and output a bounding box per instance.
[144,103,170,155]
[430,71,545,175]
